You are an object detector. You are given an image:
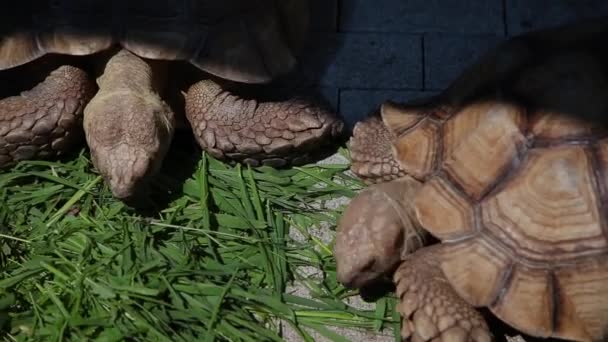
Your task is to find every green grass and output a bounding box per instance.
[0,146,401,342]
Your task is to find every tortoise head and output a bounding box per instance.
[334,177,428,289]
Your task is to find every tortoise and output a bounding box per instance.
[0,0,343,201]
[334,17,608,342]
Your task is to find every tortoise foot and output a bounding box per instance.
[349,115,405,184]
[184,79,343,168]
[394,246,493,342]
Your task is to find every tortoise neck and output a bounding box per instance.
[96,49,165,94]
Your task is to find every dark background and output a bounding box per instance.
[299,0,608,129]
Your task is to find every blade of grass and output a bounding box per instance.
[203,268,239,342]
[46,175,103,227]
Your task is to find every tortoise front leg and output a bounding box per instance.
[184,79,343,167]
[395,245,492,342]
[0,65,95,168]
[83,49,175,200]
[348,114,406,184]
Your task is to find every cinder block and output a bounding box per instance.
[295,33,423,89]
[424,34,503,90]
[340,0,504,35]
[506,0,608,35]
[339,89,439,129]
[316,87,340,112]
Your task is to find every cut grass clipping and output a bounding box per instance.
[0,148,401,341]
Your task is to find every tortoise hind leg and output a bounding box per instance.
[395,245,493,342]
[184,79,343,167]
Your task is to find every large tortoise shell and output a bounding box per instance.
[380,19,608,340]
[0,0,309,83]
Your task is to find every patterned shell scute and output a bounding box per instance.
[441,101,527,201]
[381,101,452,181]
[392,118,440,180]
[530,111,600,141]
[481,145,607,262]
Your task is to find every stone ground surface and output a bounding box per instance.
[282,1,608,341]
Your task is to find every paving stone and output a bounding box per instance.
[294,33,422,89]
[339,0,504,35]
[339,89,439,129]
[506,0,608,35]
[310,0,338,32]
[424,34,504,90]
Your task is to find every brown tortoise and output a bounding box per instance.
[334,17,608,342]
[0,0,342,201]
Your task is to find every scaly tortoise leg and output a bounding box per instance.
[83,49,175,200]
[349,115,406,184]
[394,245,493,342]
[0,65,95,168]
[184,79,343,167]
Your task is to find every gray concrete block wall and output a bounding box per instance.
[339,0,504,34]
[297,0,608,129]
[314,33,423,89]
[506,0,608,35]
[423,34,503,90]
